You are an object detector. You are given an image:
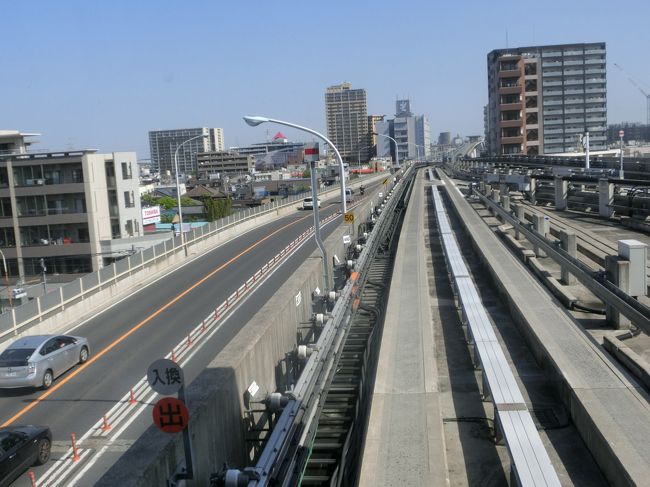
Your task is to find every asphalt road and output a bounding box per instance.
[0,181,384,486]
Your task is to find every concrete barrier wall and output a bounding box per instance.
[96,199,374,486]
[0,175,384,351]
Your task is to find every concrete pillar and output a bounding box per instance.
[514,204,525,240]
[501,195,511,212]
[599,178,614,218]
[533,214,549,257]
[555,177,568,211]
[559,231,577,285]
[499,182,508,195]
[605,256,631,329]
[529,177,537,205]
[490,189,500,216]
[479,181,486,193]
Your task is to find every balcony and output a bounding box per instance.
[543,70,563,78]
[585,58,605,64]
[500,136,523,144]
[542,61,562,68]
[586,107,606,113]
[565,98,585,105]
[563,60,584,66]
[542,51,562,57]
[543,99,563,106]
[544,119,563,125]
[544,80,563,87]
[564,108,584,114]
[586,77,606,84]
[499,119,523,128]
[499,103,522,111]
[584,48,606,55]
[498,69,521,78]
[586,86,606,93]
[544,128,564,135]
[564,79,584,85]
[565,127,584,134]
[586,97,606,103]
[564,89,585,96]
[564,70,584,76]
[585,68,605,74]
[499,86,522,95]
[563,50,584,56]
[586,116,606,122]
[543,109,563,115]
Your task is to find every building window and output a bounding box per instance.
[121,162,133,180]
[124,191,135,208]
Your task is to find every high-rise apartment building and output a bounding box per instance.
[393,99,430,160]
[368,115,385,154]
[0,131,142,279]
[487,42,607,155]
[149,127,225,176]
[325,83,369,163]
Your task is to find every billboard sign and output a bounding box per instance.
[142,206,161,225]
[304,143,320,163]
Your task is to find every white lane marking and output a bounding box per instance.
[40,213,342,486]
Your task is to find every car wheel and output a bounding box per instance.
[35,438,51,465]
[79,346,89,364]
[42,369,53,389]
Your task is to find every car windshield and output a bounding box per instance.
[0,348,36,367]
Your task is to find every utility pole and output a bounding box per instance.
[40,258,47,295]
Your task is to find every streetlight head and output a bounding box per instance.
[243,116,269,127]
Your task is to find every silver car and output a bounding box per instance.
[0,335,90,389]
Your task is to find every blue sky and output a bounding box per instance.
[3,0,649,159]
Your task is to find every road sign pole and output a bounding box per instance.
[171,385,194,485]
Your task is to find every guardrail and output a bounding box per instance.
[237,165,417,486]
[0,175,385,342]
[432,185,561,486]
[465,177,650,334]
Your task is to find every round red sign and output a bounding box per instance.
[152,397,189,433]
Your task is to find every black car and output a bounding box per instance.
[0,426,51,487]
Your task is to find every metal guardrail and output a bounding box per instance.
[440,169,650,334]
[0,175,384,341]
[235,165,417,487]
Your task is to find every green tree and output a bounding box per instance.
[157,196,177,211]
[141,193,158,206]
[302,169,311,178]
[204,197,233,222]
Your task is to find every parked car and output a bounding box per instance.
[0,335,90,389]
[0,426,51,487]
[302,197,321,210]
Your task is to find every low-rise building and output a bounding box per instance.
[0,131,142,280]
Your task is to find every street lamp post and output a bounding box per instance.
[243,116,348,214]
[174,134,208,255]
[373,133,400,169]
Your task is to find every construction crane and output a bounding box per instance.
[614,63,650,125]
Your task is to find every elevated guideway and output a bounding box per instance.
[437,168,650,486]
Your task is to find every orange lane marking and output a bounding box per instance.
[1,212,320,427]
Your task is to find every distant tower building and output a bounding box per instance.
[149,127,224,176]
[325,82,369,163]
[438,132,452,145]
[393,99,430,159]
[368,115,385,156]
[487,42,607,155]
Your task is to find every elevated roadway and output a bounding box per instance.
[1,180,386,486]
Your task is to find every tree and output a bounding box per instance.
[204,197,233,222]
[302,168,311,178]
[156,196,177,211]
[141,193,158,206]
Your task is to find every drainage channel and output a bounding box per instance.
[300,177,413,486]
